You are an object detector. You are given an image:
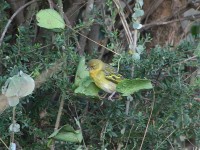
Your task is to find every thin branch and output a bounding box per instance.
[54,96,64,130]
[156,130,176,149]
[139,89,156,150]
[50,96,65,150]
[66,24,121,55]
[0,137,9,149]
[113,0,134,49]
[11,106,16,143]
[77,0,94,55]
[47,0,53,9]
[0,0,38,47]
[141,13,200,30]
[171,55,197,67]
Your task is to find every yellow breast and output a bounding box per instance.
[89,70,116,93]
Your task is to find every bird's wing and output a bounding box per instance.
[103,64,123,83]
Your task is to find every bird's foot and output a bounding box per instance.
[99,93,108,99]
[108,92,116,101]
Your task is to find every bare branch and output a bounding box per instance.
[0,0,38,47]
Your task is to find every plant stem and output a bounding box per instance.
[0,137,9,149]
[11,106,16,143]
[50,96,65,150]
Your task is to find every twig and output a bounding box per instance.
[66,24,120,55]
[50,96,65,150]
[141,13,200,30]
[54,96,64,130]
[47,0,53,9]
[113,0,134,49]
[171,55,197,67]
[0,0,37,47]
[77,0,94,55]
[0,137,9,149]
[124,123,134,149]
[139,89,155,150]
[57,0,64,18]
[156,130,176,149]
[11,106,16,143]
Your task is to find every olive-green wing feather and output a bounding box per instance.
[103,64,123,83]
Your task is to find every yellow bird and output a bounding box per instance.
[88,59,123,101]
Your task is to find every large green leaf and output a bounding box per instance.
[48,124,83,143]
[74,76,100,97]
[116,79,153,96]
[36,9,65,30]
[74,57,100,97]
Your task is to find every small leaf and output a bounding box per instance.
[132,52,140,60]
[9,143,16,150]
[121,127,125,135]
[7,96,19,107]
[36,9,65,30]
[9,123,20,133]
[116,79,153,96]
[136,45,144,54]
[132,22,143,29]
[134,9,144,18]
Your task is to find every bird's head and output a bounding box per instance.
[88,59,104,71]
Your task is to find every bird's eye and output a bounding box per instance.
[91,65,96,69]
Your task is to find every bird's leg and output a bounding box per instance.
[108,92,116,101]
[99,93,108,99]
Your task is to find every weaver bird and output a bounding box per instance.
[88,59,123,101]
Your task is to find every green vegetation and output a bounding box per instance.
[0,0,200,149]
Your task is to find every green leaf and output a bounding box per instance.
[2,71,35,106]
[132,22,142,29]
[48,124,83,143]
[9,143,16,150]
[53,132,82,143]
[74,57,89,87]
[9,123,20,132]
[74,76,100,97]
[116,79,153,96]
[134,9,144,18]
[36,9,65,30]
[132,52,140,60]
[136,45,144,54]
[74,57,100,97]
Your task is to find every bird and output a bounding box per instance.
[88,59,123,101]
